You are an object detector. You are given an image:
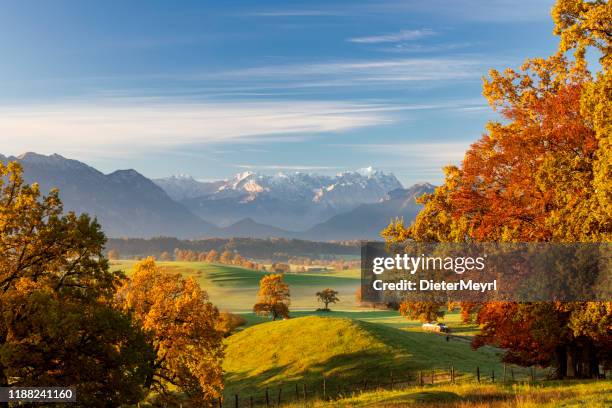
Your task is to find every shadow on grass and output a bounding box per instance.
[224,349,420,398]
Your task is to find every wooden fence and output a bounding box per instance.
[218,364,591,408]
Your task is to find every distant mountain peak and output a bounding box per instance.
[355,166,376,176]
[17,152,67,162]
[107,169,148,182]
[6,152,215,238]
[166,174,196,181]
[411,182,435,190]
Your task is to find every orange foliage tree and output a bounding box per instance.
[382,0,611,378]
[116,257,225,405]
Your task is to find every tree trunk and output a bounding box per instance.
[556,346,568,379]
[579,341,600,378]
[567,345,577,378]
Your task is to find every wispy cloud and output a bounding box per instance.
[214,57,485,88]
[246,1,553,22]
[248,10,337,17]
[348,29,435,44]
[0,99,399,159]
[336,142,472,162]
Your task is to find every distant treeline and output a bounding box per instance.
[106,237,361,261]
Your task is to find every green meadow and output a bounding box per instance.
[112,260,361,312]
[112,260,603,408]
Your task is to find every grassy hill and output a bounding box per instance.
[223,316,534,399]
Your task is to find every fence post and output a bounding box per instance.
[302,384,306,401]
[265,388,270,407]
[295,383,299,400]
[431,370,434,385]
[250,395,253,408]
[419,371,423,386]
[503,364,507,383]
[362,378,367,391]
[491,370,495,383]
[277,388,282,407]
[511,367,515,382]
[218,397,223,408]
[235,394,238,408]
[323,376,326,400]
[476,366,480,383]
[531,366,535,382]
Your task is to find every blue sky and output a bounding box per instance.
[0,0,559,185]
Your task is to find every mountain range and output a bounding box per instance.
[1,153,434,241]
[0,152,215,238]
[155,167,403,230]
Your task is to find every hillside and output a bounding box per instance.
[223,316,522,397]
[2,152,431,240]
[303,183,435,240]
[1,153,215,238]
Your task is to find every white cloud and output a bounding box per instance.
[0,99,398,159]
[214,57,484,87]
[348,29,435,44]
[337,142,472,162]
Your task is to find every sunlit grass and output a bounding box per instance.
[222,316,539,400]
[278,380,612,407]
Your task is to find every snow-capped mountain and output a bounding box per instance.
[2,152,429,240]
[155,167,403,230]
[153,174,224,201]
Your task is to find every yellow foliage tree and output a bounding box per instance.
[0,162,154,406]
[253,274,290,320]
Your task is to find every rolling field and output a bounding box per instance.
[114,260,608,407]
[112,260,478,334]
[222,316,542,400]
[112,260,361,312]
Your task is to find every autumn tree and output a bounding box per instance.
[253,274,291,320]
[219,250,233,264]
[399,301,445,322]
[382,0,611,378]
[0,162,154,407]
[232,253,244,266]
[216,311,247,337]
[355,287,363,305]
[316,288,339,311]
[107,248,120,260]
[271,262,290,273]
[159,251,172,261]
[206,249,219,263]
[116,257,224,405]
